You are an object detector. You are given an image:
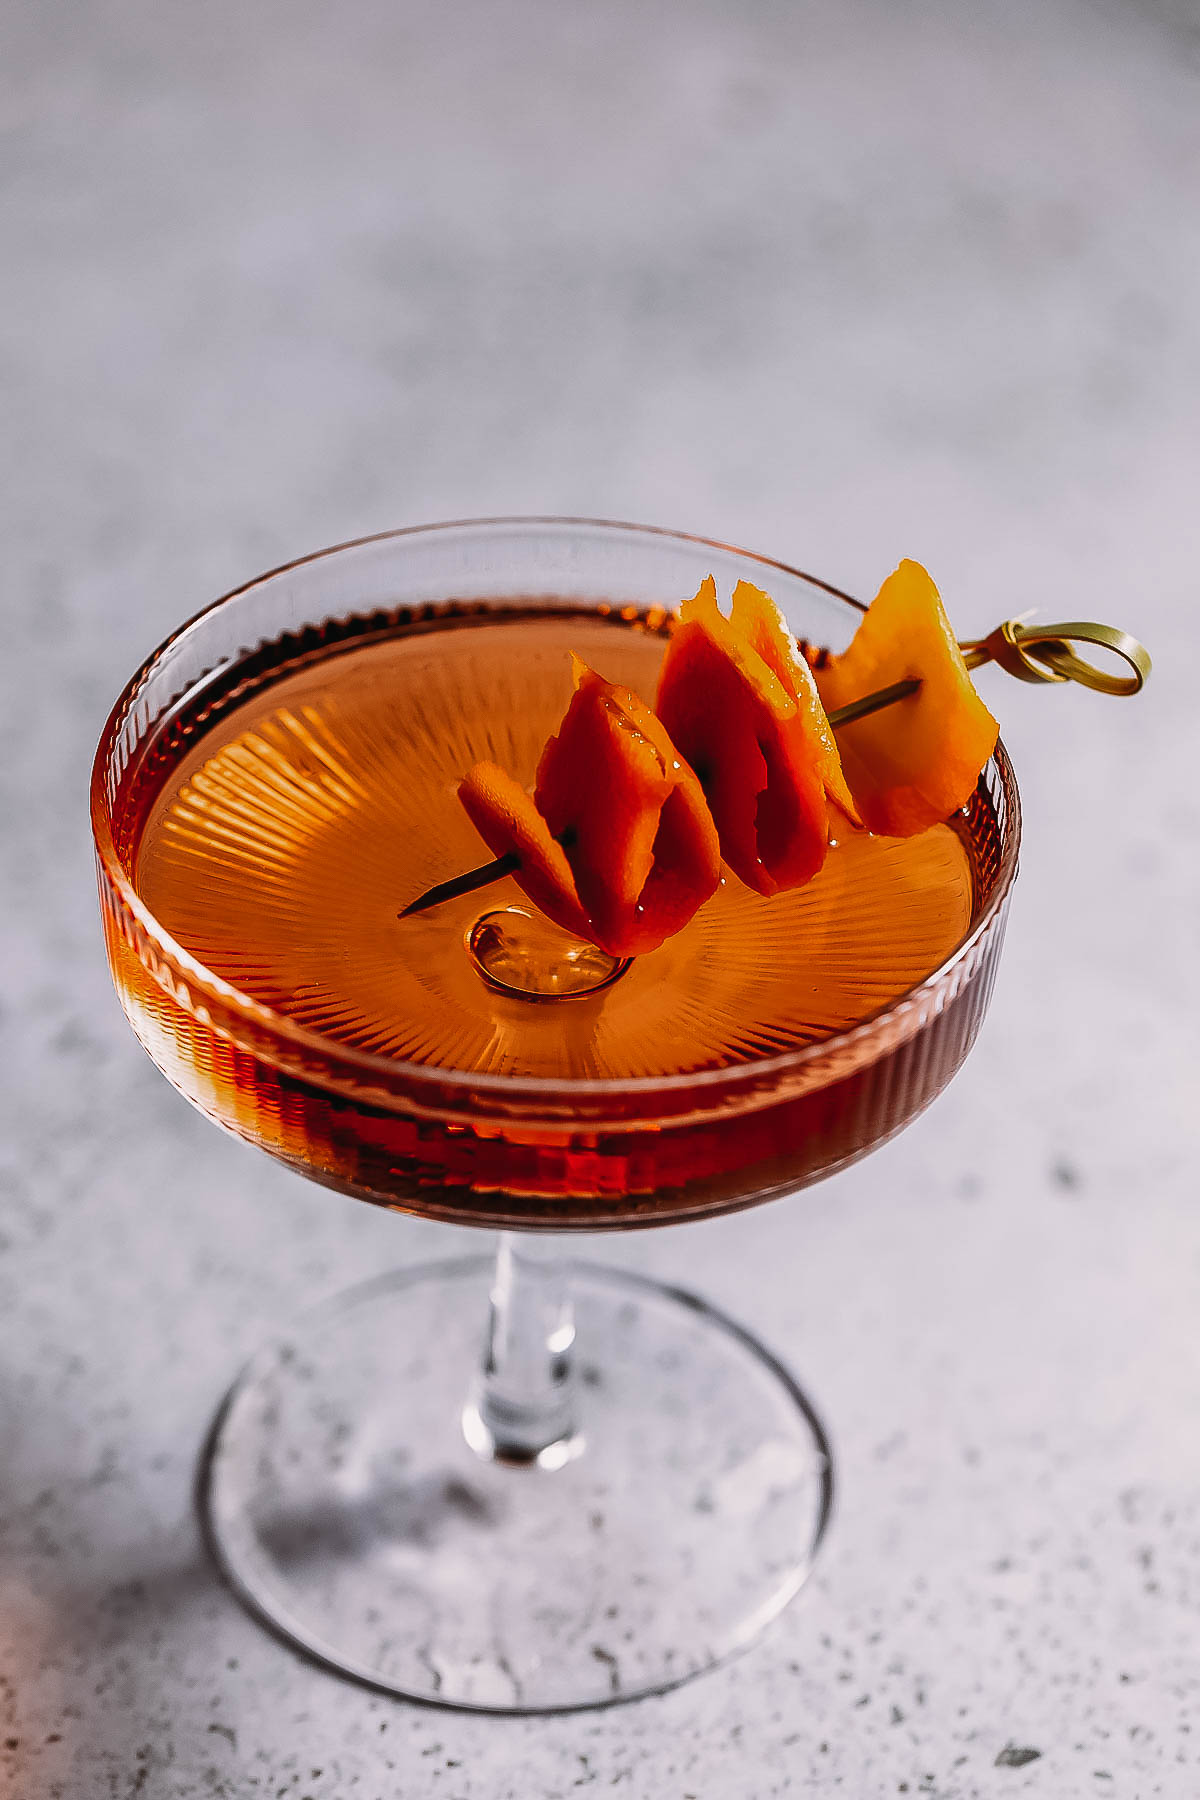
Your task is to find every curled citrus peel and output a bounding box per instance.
[655,576,855,896]
[459,660,720,958]
[458,762,592,944]
[730,581,859,828]
[814,560,998,837]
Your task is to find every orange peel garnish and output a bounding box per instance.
[656,576,853,896]
[460,662,720,957]
[813,560,999,836]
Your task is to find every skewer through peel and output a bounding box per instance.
[402,564,1150,949]
[654,576,856,896]
[460,660,720,959]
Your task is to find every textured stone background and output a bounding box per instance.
[2,0,1199,1794]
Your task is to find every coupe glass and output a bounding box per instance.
[91,519,1019,1711]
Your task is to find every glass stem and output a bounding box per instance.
[463,1232,580,1468]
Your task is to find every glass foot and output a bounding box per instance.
[200,1258,834,1712]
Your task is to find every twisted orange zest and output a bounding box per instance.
[813,560,998,836]
[655,576,854,896]
[460,661,720,957]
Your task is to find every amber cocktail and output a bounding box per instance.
[92,520,1018,1709]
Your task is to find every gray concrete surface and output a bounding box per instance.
[3,0,1199,1793]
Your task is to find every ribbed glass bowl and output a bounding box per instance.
[92,518,1018,1229]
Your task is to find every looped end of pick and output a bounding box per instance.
[964,618,1151,697]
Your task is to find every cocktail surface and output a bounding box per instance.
[132,608,977,1082]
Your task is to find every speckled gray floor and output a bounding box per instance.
[3,0,1199,1794]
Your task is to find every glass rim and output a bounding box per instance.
[90,515,1021,1110]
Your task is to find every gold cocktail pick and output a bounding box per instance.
[399,613,1151,919]
[958,617,1150,694]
